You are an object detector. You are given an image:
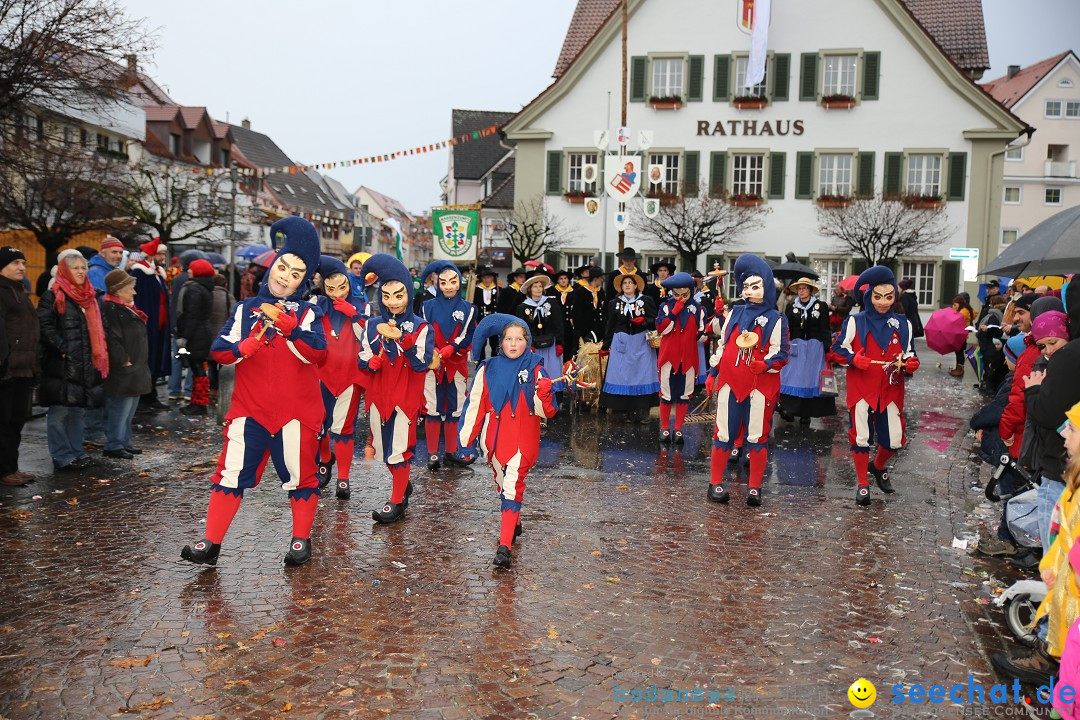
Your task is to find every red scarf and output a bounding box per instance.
[53,263,109,378]
[105,293,148,323]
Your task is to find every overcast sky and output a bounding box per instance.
[120,0,1079,215]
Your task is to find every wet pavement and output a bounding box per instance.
[0,355,1048,719]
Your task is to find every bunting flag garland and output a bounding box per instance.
[192,123,504,178]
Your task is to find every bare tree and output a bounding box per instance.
[102,159,234,246]
[506,195,579,267]
[815,193,955,266]
[0,0,153,124]
[632,181,771,270]
[0,139,127,259]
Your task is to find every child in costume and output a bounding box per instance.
[419,260,477,470]
[180,217,326,567]
[831,265,919,506]
[655,272,706,444]
[358,254,434,523]
[312,256,369,500]
[458,314,558,568]
[704,255,789,507]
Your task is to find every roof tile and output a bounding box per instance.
[982,51,1074,108]
[452,109,516,180]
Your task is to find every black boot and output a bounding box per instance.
[372,501,405,524]
[493,544,512,568]
[444,452,472,467]
[659,429,672,444]
[727,447,742,464]
[402,481,414,510]
[869,463,895,493]
[181,404,207,416]
[747,487,762,507]
[708,484,730,503]
[284,537,311,566]
[427,453,441,471]
[316,460,333,489]
[180,539,220,566]
[673,430,684,445]
[856,486,871,506]
[336,478,350,500]
[512,522,523,545]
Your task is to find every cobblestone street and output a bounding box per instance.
[0,362,1044,719]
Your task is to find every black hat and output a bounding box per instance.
[1013,294,1038,312]
[649,260,675,274]
[0,246,25,271]
[555,269,571,280]
[578,264,603,280]
[616,247,639,260]
[507,267,527,280]
[477,265,496,278]
[690,270,704,279]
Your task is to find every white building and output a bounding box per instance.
[984,51,1080,255]
[503,0,1027,306]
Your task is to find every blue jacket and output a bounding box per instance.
[87,255,116,293]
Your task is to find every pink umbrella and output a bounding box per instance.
[838,274,860,291]
[524,259,554,274]
[924,307,969,355]
[253,249,276,268]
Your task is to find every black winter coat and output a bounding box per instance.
[1024,340,1080,482]
[0,275,39,380]
[900,291,924,338]
[36,290,104,408]
[176,277,214,362]
[102,300,152,397]
[785,298,832,345]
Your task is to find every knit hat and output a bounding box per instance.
[1004,334,1027,364]
[1031,295,1064,319]
[1013,294,1038,312]
[1066,400,1080,434]
[189,259,216,278]
[105,269,135,294]
[0,246,25,271]
[100,236,124,251]
[1031,310,1069,342]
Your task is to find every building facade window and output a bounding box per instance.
[812,258,847,303]
[567,152,598,194]
[170,134,180,155]
[652,57,684,99]
[1005,146,1024,161]
[649,153,681,195]
[901,261,936,306]
[1003,186,1021,204]
[644,254,676,272]
[1002,228,1019,246]
[906,154,942,196]
[1067,101,1080,118]
[725,256,742,299]
[563,252,594,270]
[1046,100,1063,118]
[734,56,767,98]
[818,154,853,197]
[1045,187,1063,205]
[822,54,857,97]
[732,154,765,197]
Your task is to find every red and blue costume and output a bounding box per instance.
[181,216,326,566]
[706,255,789,506]
[419,260,476,464]
[312,256,370,499]
[358,254,434,523]
[655,272,706,442]
[831,265,918,504]
[458,314,558,566]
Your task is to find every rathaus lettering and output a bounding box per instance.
[696,119,805,137]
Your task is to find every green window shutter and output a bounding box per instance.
[940,261,960,307]
[883,152,904,197]
[709,152,727,196]
[772,53,790,101]
[947,152,967,201]
[851,258,869,276]
[683,151,700,197]
[768,152,786,199]
[713,55,731,102]
[546,151,563,195]
[794,152,814,199]
[630,56,648,102]
[687,55,704,102]
[861,51,881,100]
[857,152,875,197]
[799,53,819,101]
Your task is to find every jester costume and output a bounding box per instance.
[831,265,918,506]
[419,260,477,468]
[706,255,789,507]
[458,314,558,568]
[655,272,706,444]
[312,256,369,500]
[180,217,327,567]
[358,254,434,524]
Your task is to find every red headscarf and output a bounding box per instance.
[53,259,109,378]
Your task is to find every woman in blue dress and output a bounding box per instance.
[778,277,836,424]
[599,272,659,421]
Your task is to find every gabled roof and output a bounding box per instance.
[357,186,412,220]
[982,51,1076,109]
[211,121,232,141]
[451,109,516,180]
[143,106,181,123]
[553,0,990,78]
[178,107,212,131]
[483,173,515,210]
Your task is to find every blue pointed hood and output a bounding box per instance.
[421,260,461,282]
[856,265,897,309]
[472,313,542,413]
[260,217,321,301]
[725,254,778,343]
[471,313,532,362]
[661,272,696,290]
[854,264,906,351]
[362,253,415,320]
[318,255,349,282]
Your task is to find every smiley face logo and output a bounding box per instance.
[848,678,876,708]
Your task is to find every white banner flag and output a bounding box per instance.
[745,0,771,89]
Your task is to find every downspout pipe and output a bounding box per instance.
[981,126,1035,276]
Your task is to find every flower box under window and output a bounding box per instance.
[646,192,680,206]
[902,194,943,209]
[563,190,595,204]
[816,194,852,208]
[649,96,683,110]
[729,193,763,207]
[733,96,768,110]
[821,94,856,110]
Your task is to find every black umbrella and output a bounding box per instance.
[770,252,819,281]
[981,204,1080,278]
